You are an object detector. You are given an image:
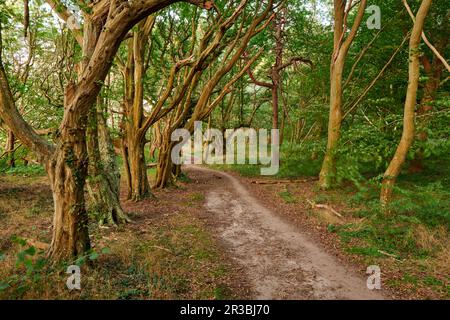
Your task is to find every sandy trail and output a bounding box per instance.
[188,165,385,300]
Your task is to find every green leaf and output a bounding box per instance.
[11,235,27,246]
[89,252,99,261]
[75,256,86,266]
[0,281,9,291]
[24,246,36,256]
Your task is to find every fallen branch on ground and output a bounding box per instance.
[151,245,173,254]
[23,238,49,250]
[251,178,313,184]
[306,199,343,218]
[377,249,400,260]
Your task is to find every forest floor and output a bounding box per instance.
[0,170,250,299]
[0,164,448,299]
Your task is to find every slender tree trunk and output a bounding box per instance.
[155,131,175,189]
[271,80,279,130]
[120,20,154,200]
[380,0,433,206]
[319,57,345,188]
[280,106,285,144]
[319,0,367,189]
[5,129,15,167]
[126,137,150,200]
[149,122,162,160]
[271,11,283,130]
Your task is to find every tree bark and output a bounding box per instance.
[149,122,162,159]
[380,0,433,206]
[155,126,175,189]
[86,102,129,225]
[123,135,151,200]
[319,0,367,189]
[1,0,214,261]
[45,86,91,260]
[5,129,15,167]
[120,19,154,200]
[319,57,345,188]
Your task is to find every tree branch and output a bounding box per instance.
[46,0,83,45]
[0,64,55,160]
[277,56,313,71]
[403,0,450,73]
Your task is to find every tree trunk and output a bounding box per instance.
[122,112,150,201]
[149,122,162,160]
[319,0,367,189]
[380,0,433,206]
[120,21,154,201]
[86,103,129,225]
[5,129,15,167]
[155,133,175,189]
[319,57,344,189]
[125,138,150,201]
[271,80,279,130]
[45,93,90,260]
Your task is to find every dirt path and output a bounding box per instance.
[187,165,386,300]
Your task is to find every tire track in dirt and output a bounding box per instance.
[189,165,385,300]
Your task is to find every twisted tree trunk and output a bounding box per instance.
[120,18,155,200]
[45,86,90,260]
[87,102,129,225]
[0,0,213,261]
[155,127,175,189]
[122,134,151,200]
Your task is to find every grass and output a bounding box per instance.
[278,189,297,203]
[211,143,322,178]
[0,164,46,180]
[0,168,239,299]
[214,150,450,298]
[1,150,449,299]
[312,176,449,297]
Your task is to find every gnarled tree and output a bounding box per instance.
[0,0,214,261]
[155,0,275,188]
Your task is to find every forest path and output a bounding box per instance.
[186,165,385,300]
